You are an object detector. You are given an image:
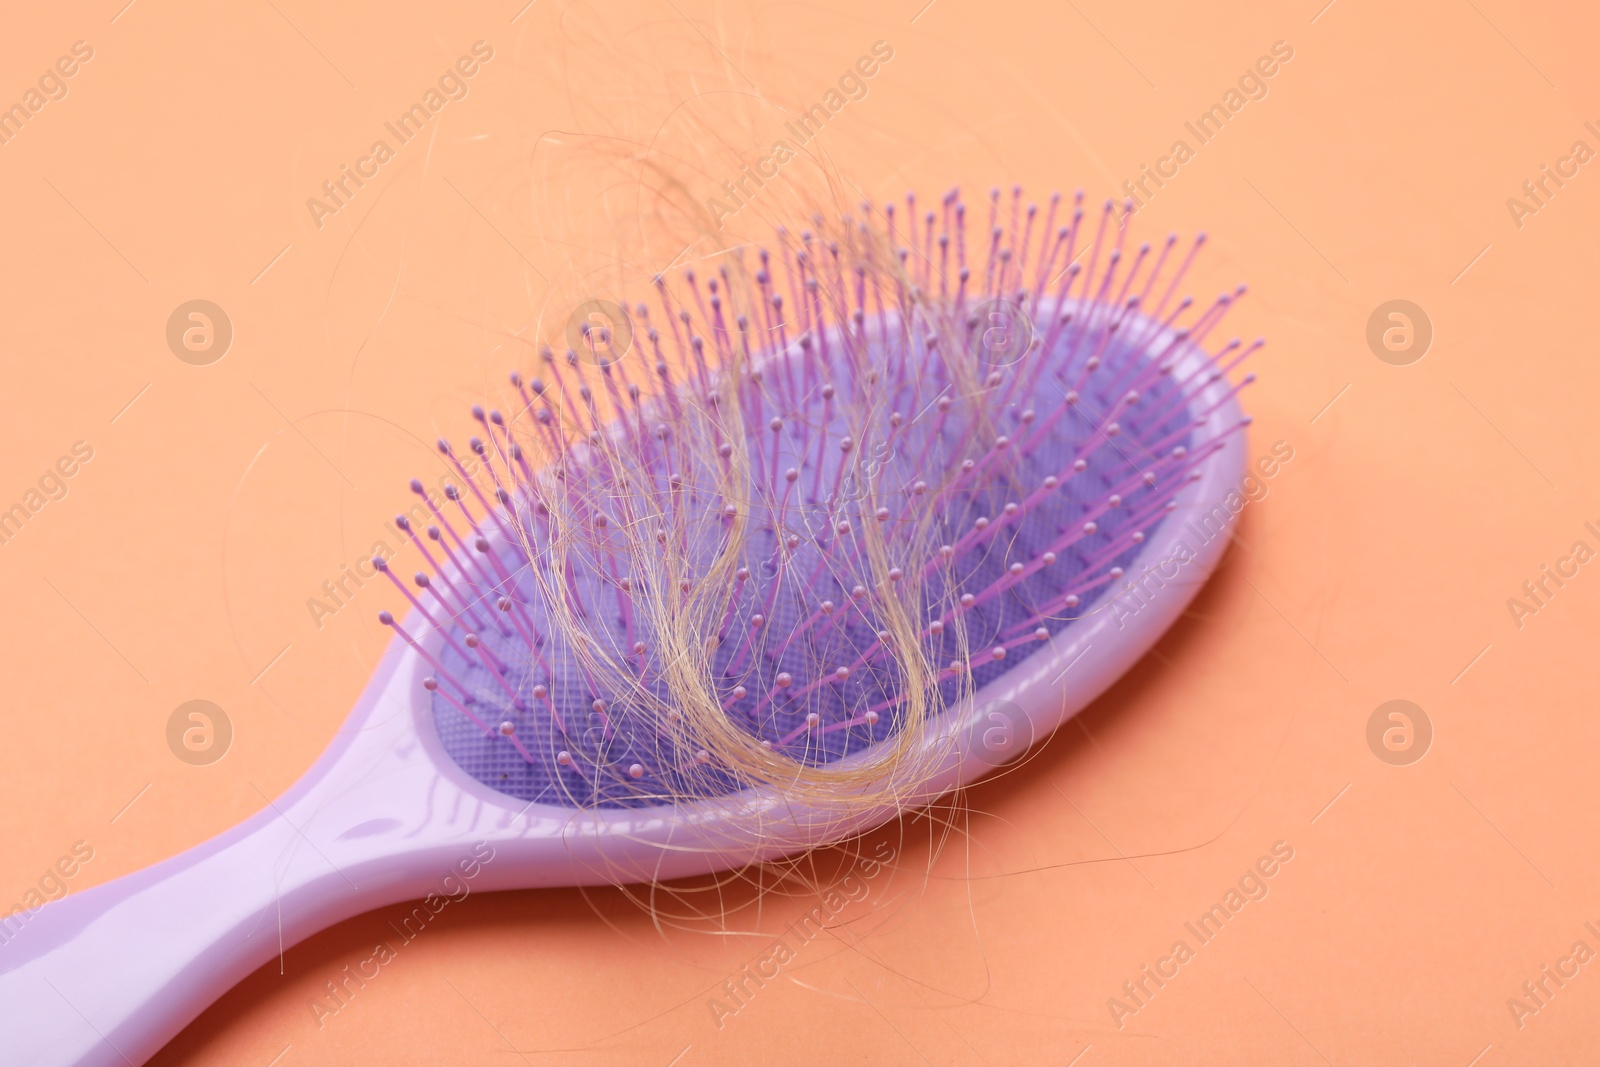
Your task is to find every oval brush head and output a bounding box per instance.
[382,187,1255,819]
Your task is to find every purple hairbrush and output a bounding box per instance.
[1,189,1253,1065]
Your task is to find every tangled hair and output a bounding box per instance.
[379,185,1250,844]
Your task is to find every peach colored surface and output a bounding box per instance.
[2,1,1597,1063]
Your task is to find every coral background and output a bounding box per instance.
[2,0,1597,1063]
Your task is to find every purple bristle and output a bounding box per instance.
[381,189,1255,809]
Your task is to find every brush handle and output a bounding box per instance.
[0,804,381,1066]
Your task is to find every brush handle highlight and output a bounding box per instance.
[0,804,385,1066]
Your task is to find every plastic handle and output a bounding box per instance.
[0,803,373,1067]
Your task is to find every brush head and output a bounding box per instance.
[380,189,1254,815]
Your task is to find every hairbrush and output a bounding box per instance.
[2,188,1253,1065]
